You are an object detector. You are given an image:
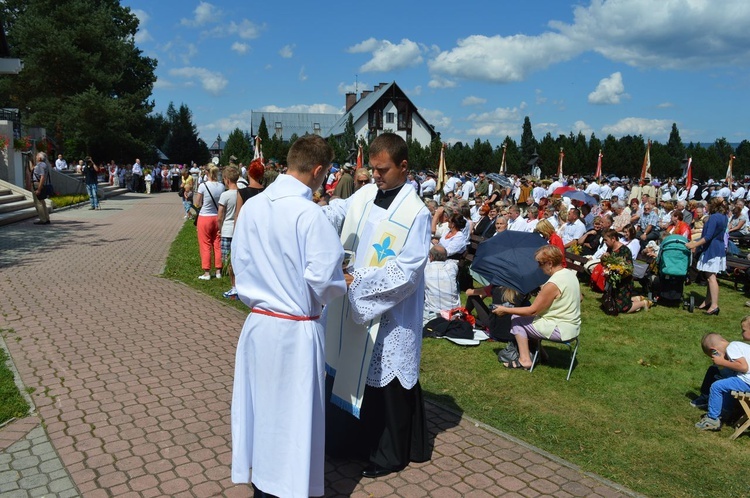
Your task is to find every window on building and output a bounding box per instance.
[386,112,395,124]
[313,122,321,135]
[274,122,282,139]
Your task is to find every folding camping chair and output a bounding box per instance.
[530,336,579,381]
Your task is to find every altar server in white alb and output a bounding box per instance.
[230,135,347,498]
[324,133,432,479]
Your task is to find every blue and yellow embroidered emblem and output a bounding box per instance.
[370,233,397,267]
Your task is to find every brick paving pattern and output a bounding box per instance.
[0,194,642,497]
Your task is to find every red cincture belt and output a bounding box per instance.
[251,308,321,321]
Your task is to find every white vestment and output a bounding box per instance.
[324,184,431,400]
[230,174,347,497]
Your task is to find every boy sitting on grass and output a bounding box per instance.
[695,328,750,431]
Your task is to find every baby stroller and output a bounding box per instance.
[653,234,693,310]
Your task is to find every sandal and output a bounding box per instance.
[503,360,530,370]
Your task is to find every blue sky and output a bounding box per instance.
[122,0,750,147]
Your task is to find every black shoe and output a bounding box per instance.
[33,220,50,225]
[361,464,402,478]
[705,307,720,316]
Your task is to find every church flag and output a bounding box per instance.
[726,154,735,186]
[685,157,693,191]
[437,143,447,192]
[557,148,564,182]
[253,136,263,161]
[595,149,603,178]
[356,144,363,170]
[640,139,652,181]
[499,143,507,175]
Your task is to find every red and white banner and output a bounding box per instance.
[685,157,693,191]
[356,144,363,170]
[499,143,507,175]
[595,149,603,178]
[557,148,564,182]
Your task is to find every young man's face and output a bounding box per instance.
[370,151,407,191]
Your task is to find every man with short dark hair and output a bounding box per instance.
[230,135,347,498]
[324,132,432,478]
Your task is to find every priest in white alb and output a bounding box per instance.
[230,135,347,498]
[323,133,432,478]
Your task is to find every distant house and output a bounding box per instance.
[249,81,436,148]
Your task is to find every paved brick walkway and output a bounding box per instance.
[0,194,642,497]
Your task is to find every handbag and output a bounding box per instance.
[590,263,606,292]
[177,186,185,198]
[601,284,619,316]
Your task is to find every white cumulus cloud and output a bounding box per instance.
[602,117,673,138]
[588,72,627,104]
[259,104,342,114]
[347,38,423,72]
[231,42,249,55]
[279,44,295,58]
[132,9,152,44]
[428,76,457,89]
[169,67,228,95]
[429,32,580,83]
[337,81,371,94]
[572,120,593,136]
[181,2,221,27]
[299,66,307,82]
[428,1,750,84]
[462,96,487,107]
[464,106,524,138]
[418,108,451,129]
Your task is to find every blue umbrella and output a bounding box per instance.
[562,190,597,206]
[486,173,513,189]
[469,231,550,295]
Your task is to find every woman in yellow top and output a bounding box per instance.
[491,245,581,370]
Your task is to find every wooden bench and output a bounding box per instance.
[564,252,588,276]
[723,256,750,291]
[462,233,485,263]
[730,391,750,440]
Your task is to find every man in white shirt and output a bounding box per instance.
[612,181,626,202]
[131,158,143,193]
[506,205,528,232]
[598,179,613,200]
[420,171,436,198]
[460,176,476,200]
[423,244,460,323]
[443,171,460,196]
[54,154,67,171]
[584,179,601,198]
[731,183,746,202]
[717,182,731,200]
[561,208,586,247]
[547,178,563,197]
[230,135,347,497]
[532,182,547,204]
[323,133,431,478]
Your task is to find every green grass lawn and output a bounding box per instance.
[0,330,31,425]
[164,221,750,497]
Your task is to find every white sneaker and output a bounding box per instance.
[215,272,222,279]
[197,274,211,280]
